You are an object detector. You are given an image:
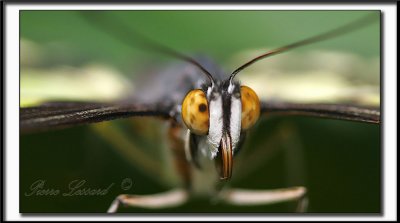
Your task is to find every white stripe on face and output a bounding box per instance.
[207,91,223,159]
[230,95,242,154]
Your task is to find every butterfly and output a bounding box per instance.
[20,11,380,213]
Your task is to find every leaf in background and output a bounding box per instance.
[20,39,133,107]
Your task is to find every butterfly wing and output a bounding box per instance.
[20,101,173,133]
[21,99,380,134]
[261,102,380,124]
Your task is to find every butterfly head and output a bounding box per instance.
[181,77,260,180]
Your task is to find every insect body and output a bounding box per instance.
[20,11,380,213]
[102,56,308,212]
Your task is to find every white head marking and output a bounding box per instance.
[207,92,223,158]
[230,94,242,154]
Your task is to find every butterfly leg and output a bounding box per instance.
[219,186,308,212]
[107,189,188,213]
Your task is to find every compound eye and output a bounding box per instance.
[181,89,209,135]
[240,86,260,130]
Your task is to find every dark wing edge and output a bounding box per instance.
[261,102,380,124]
[20,101,174,133]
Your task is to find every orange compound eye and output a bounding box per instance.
[240,86,260,130]
[181,89,209,135]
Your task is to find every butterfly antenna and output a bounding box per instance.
[79,11,215,85]
[230,12,379,81]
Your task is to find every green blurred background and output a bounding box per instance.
[20,10,380,213]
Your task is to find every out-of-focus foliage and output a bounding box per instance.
[20,11,379,106]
